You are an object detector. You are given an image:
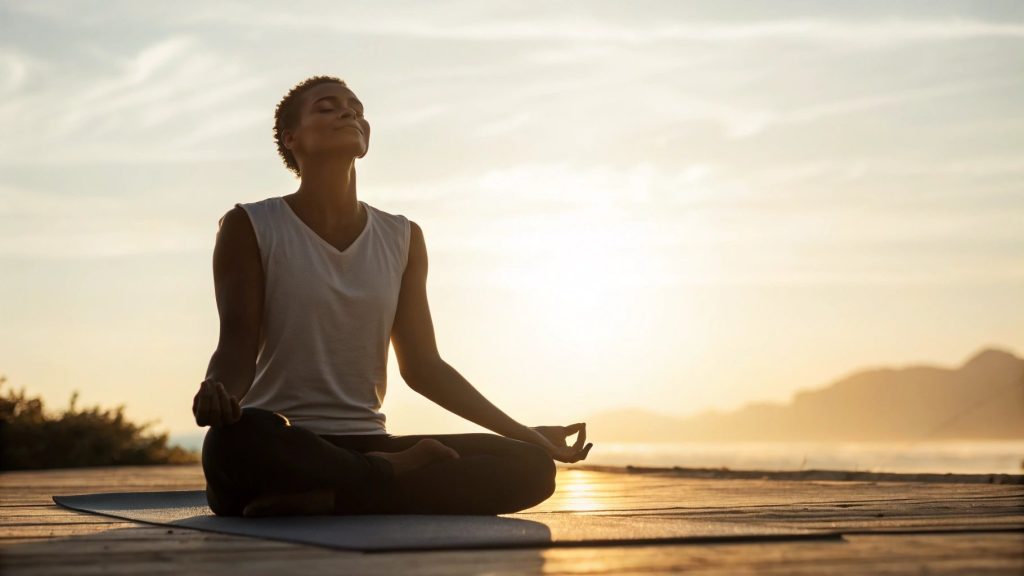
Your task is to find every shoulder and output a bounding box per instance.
[219,204,248,227]
[405,220,427,273]
[409,220,423,243]
[219,203,254,233]
[216,203,259,251]
[219,197,278,229]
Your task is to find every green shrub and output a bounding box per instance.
[0,376,199,470]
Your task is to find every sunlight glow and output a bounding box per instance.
[489,204,676,359]
[550,469,603,511]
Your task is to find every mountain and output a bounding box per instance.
[588,347,1024,442]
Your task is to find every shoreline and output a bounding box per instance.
[562,463,1024,484]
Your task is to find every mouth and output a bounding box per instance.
[335,125,363,135]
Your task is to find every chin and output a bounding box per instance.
[323,144,367,160]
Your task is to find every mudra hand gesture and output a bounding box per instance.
[193,379,242,428]
[526,423,592,463]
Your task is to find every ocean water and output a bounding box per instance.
[171,432,1024,475]
[578,441,1024,475]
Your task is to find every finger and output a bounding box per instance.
[569,424,587,451]
[565,422,584,433]
[557,444,581,461]
[567,442,593,463]
[578,443,593,461]
[195,391,211,426]
[539,427,567,449]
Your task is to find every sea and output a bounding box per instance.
[577,440,1024,475]
[170,433,1024,475]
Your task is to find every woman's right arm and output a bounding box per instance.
[193,206,265,427]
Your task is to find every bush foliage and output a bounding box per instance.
[0,375,199,470]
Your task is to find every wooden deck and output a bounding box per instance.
[1,464,1021,575]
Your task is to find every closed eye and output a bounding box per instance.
[320,107,364,117]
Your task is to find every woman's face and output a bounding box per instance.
[285,82,371,167]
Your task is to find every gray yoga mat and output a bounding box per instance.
[53,490,840,552]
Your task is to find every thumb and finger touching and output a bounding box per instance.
[569,423,587,451]
[535,423,590,462]
[192,379,240,427]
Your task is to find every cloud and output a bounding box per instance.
[0,35,269,163]
[33,2,1021,47]
[0,48,32,94]
[180,5,1024,47]
[783,79,1008,125]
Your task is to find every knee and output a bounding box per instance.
[202,408,286,464]
[205,407,285,440]
[516,442,557,505]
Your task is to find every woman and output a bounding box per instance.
[193,75,593,517]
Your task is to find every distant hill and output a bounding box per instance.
[588,348,1024,442]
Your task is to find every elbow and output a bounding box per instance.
[402,356,445,391]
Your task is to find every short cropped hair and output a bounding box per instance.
[273,75,346,178]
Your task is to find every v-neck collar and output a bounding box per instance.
[279,196,372,258]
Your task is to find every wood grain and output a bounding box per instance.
[2,464,1021,575]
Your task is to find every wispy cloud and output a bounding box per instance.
[0,35,269,163]
[17,2,1022,46]
[0,48,32,94]
[725,79,1019,138]
[182,5,1024,47]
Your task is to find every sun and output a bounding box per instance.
[489,204,673,360]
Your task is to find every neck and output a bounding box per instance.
[293,159,359,225]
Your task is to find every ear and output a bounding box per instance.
[283,129,295,151]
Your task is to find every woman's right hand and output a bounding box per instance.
[193,379,242,427]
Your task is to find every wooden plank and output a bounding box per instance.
[1,464,1021,575]
[0,522,143,539]
[1,533,1021,575]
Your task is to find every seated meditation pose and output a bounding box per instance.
[192,75,593,517]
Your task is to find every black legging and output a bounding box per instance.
[202,407,556,516]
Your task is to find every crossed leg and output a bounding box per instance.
[203,408,406,515]
[325,432,557,515]
[202,408,556,517]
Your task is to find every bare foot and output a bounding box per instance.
[365,438,460,477]
[242,487,335,517]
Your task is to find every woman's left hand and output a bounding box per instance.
[525,423,593,463]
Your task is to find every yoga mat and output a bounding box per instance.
[54,490,840,552]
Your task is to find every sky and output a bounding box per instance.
[1,1,1022,438]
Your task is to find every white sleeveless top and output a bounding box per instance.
[235,196,410,435]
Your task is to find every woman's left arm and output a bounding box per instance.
[391,221,592,463]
